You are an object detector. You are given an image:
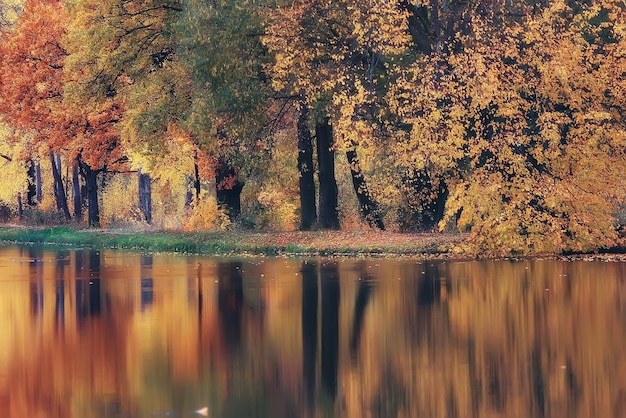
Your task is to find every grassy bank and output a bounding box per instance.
[0,226,462,258]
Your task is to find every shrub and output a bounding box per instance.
[183,194,231,231]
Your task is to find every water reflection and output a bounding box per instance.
[321,261,339,403]
[1,247,626,417]
[301,260,317,413]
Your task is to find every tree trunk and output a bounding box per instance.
[54,153,63,210]
[316,119,340,230]
[346,148,385,230]
[35,162,42,203]
[194,151,201,204]
[26,160,37,206]
[138,169,152,224]
[17,193,22,219]
[297,100,317,230]
[80,161,100,228]
[216,158,244,221]
[72,162,82,220]
[49,151,71,222]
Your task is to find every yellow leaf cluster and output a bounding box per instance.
[398,0,626,254]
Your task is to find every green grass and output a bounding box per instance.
[0,226,461,258]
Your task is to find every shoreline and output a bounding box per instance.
[2,226,626,261]
[0,226,463,259]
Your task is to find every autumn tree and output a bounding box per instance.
[0,0,73,221]
[64,0,185,130]
[392,0,626,254]
[64,0,187,225]
[264,0,416,230]
[0,0,126,227]
[175,0,280,222]
[66,0,278,224]
[0,124,30,217]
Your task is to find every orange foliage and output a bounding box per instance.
[0,0,125,172]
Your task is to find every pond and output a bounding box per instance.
[0,245,625,418]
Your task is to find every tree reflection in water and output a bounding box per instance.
[1,248,626,417]
[320,261,340,402]
[301,260,317,412]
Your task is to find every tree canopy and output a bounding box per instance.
[391,0,626,254]
[0,0,624,255]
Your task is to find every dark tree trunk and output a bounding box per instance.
[297,100,317,230]
[35,162,42,203]
[315,119,340,230]
[346,149,385,230]
[50,155,61,210]
[49,152,71,222]
[138,169,152,224]
[72,162,82,220]
[194,151,201,204]
[17,193,23,219]
[216,158,244,221]
[80,161,100,228]
[54,154,64,210]
[26,160,37,206]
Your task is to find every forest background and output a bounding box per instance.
[0,0,625,256]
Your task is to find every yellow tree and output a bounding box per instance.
[0,0,21,30]
[0,124,30,216]
[392,0,626,254]
[263,0,410,230]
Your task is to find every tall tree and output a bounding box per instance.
[0,0,74,221]
[176,0,274,221]
[67,0,275,223]
[263,0,409,230]
[393,0,626,254]
[0,0,126,226]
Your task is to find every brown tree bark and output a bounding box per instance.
[72,162,82,220]
[78,159,100,228]
[346,148,385,230]
[49,151,71,222]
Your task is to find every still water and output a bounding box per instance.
[1,245,626,418]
